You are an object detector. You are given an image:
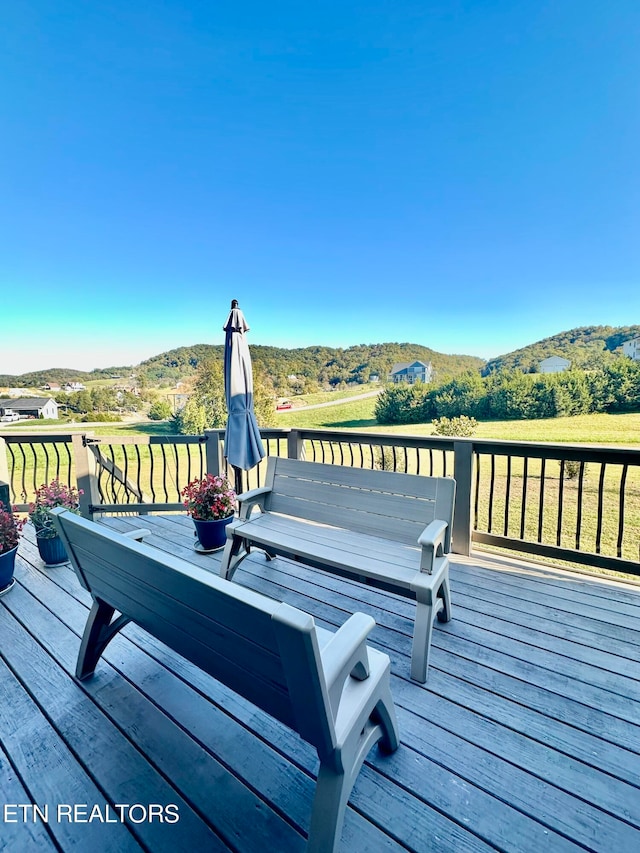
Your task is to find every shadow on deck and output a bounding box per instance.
[2,516,640,852]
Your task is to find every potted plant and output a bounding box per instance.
[0,506,25,595]
[28,479,82,566]
[181,474,237,551]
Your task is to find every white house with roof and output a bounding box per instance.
[388,361,433,384]
[0,397,59,419]
[539,356,571,374]
[623,337,640,361]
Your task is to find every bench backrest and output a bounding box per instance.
[263,458,456,550]
[52,509,338,759]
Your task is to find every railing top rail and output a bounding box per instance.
[92,434,208,446]
[4,427,640,460]
[0,432,75,443]
[471,439,640,464]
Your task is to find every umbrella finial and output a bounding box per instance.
[231,299,239,309]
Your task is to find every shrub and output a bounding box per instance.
[148,400,172,420]
[562,460,588,480]
[432,416,478,437]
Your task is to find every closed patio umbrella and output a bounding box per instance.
[223,300,265,493]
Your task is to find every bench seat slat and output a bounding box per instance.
[71,544,288,679]
[70,549,295,726]
[270,473,438,526]
[248,512,420,572]
[267,492,426,544]
[235,515,420,590]
[273,457,442,499]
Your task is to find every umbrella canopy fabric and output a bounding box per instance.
[223,302,266,473]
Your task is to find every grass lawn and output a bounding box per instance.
[277,400,640,446]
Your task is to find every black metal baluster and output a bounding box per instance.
[504,456,511,536]
[575,462,585,550]
[617,464,628,558]
[160,443,169,503]
[537,458,546,543]
[595,463,606,554]
[474,454,481,530]
[149,445,157,503]
[487,454,495,533]
[557,461,565,547]
[520,458,528,540]
[173,443,180,501]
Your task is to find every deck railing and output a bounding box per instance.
[2,428,638,577]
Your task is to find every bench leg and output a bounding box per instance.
[308,677,399,852]
[220,535,248,581]
[77,599,130,681]
[410,561,452,682]
[410,592,435,684]
[307,765,351,853]
[436,566,452,624]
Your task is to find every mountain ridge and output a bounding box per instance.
[2,326,639,389]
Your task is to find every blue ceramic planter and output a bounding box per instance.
[0,546,18,595]
[192,516,234,551]
[36,533,69,566]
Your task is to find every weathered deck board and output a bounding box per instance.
[1,515,640,852]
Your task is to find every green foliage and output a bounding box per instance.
[80,411,122,422]
[432,416,478,436]
[484,325,640,375]
[130,341,484,392]
[148,400,172,420]
[374,383,435,424]
[174,359,275,435]
[376,363,640,425]
[175,359,227,434]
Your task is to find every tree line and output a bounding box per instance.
[137,341,483,393]
[375,360,640,425]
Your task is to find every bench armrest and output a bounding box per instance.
[418,519,448,574]
[122,528,152,542]
[320,612,375,718]
[237,486,272,520]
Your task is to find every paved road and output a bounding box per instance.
[277,388,382,412]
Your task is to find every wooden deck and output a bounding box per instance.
[2,515,640,852]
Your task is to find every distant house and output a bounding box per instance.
[388,361,433,384]
[45,382,61,392]
[0,397,59,419]
[623,337,640,361]
[65,382,85,392]
[539,356,570,374]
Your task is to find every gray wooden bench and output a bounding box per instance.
[220,458,456,683]
[52,507,399,853]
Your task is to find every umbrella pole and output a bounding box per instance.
[232,465,243,496]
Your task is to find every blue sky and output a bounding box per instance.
[1,1,638,374]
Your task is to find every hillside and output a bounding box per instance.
[3,325,638,393]
[138,342,484,391]
[484,325,640,374]
[0,343,484,392]
[0,365,131,388]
